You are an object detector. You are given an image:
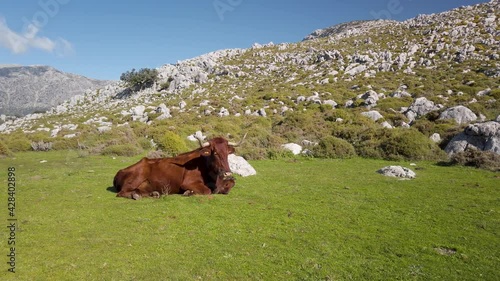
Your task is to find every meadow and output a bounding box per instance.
[0,151,498,280]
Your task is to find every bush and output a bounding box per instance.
[0,141,13,157]
[101,144,142,157]
[120,68,159,90]
[379,128,446,161]
[267,148,297,160]
[450,149,500,171]
[52,138,79,150]
[0,132,31,152]
[156,131,189,156]
[313,136,356,159]
[138,137,154,150]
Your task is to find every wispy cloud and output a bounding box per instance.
[0,17,74,56]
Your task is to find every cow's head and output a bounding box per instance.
[197,134,246,194]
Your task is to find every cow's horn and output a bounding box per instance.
[194,133,210,147]
[228,132,247,147]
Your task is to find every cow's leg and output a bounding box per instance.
[132,192,142,200]
[116,179,151,200]
[150,191,161,198]
[182,181,212,196]
[182,190,194,196]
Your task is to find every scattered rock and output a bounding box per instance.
[438,105,477,124]
[228,154,256,177]
[377,166,416,179]
[445,121,500,155]
[405,97,443,123]
[361,110,383,121]
[281,143,302,155]
[430,133,441,143]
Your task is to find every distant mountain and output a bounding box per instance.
[0,65,111,116]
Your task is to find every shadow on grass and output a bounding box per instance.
[106,186,118,193]
[435,161,454,167]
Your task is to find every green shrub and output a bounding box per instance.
[120,68,159,89]
[101,144,142,157]
[313,136,356,159]
[52,138,79,150]
[490,88,500,99]
[0,141,13,157]
[28,132,51,143]
[267,148,297,160]
[156,131,189,156]
[379,128,446,161]
[412,119,436,136]
[0,132,31,152]
[241,147,268,160]
[137,137,154,150]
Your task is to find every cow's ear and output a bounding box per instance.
[228,145,235,154]
[200,148,211,156]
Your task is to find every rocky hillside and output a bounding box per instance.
[0,65,111,116]
[0,1,499,162]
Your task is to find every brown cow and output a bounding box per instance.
[113,134,244,199]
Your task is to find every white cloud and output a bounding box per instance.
[0,17,73,56]
[55,38,75,57]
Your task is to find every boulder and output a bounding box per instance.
[361,110,383,121]
[476,88,491,97]
[218,107,230,117]
[97,126,112,133]
[445,121,500,155]
[179,101,187,110]
[281,143,302,155]
[438,105,477,124]
[257,108,267,117]
[228,154,256,177]
[430,133,441,143]
[323,100,337,108]
[345,64,367,76]
[156,103,169,114]
[405,97,442,123]
[377,166,416,179]
[187,131,206,142]
[358,90,379,107]
[381,121,393,129]
[130,105,146,116]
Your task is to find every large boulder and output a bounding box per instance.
[438,105,477,124]
[228,154,256,177]
[445,121,500,155]
[405,97,442,123]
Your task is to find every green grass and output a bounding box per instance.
[1,151,499,280]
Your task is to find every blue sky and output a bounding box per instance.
[0,0,488,80]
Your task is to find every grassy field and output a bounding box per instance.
[0,151,499,280]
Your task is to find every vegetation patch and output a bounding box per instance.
[449,149,500,171]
